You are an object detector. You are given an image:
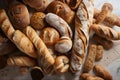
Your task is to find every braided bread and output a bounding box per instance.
[70,0,94,73]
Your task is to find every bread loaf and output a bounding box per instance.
[91,24,120,40]
[45,13,73,38]
[70,0,94,73]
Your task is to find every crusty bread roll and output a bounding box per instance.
[91,24,120,40]
[23,0,54,12]
[7,56,36,67]
[24,26,55,74]
[54,55,69,73]
[12,30,37,58]
[93,65,112,80]
[40,27,60,46]
[70,0,94,73]
[0,9,15,41]
[30,12,46,30]
[55,36,72,53]
[45,13,73,38]
[46,1,75,24]
[9,3,30,30]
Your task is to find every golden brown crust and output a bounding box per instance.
[95,3,113,24]
[91,24,120,40]
[69,0,82,10]
[95,45,104,61]
[12,30,37,58]
[54,56,69,73]
[40,27,60,46]
[93,65,112,80]
[30,12,46,30]
[9,3,30,30]
[0,9,15,41]
[83,44,97,72]
[92,34,113,50]
[46,1,75,24]
[7,56,36,67]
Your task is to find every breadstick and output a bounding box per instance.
[95,3,113,24]
[24,26,55,73]
[12,30,37,58]
[55,36,72,53]
[0,9,15,41]
[94,8,120,27]
[95,45,104,61]
[93,65,112,80]
[92,34,113,50]
[45,13,73,38]
[70,0,94,73]
[7,56,36,67]
[54,55,69,73]
[83,44,97,73]
[91,24,120,40]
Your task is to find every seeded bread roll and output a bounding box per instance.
[9,3,30,30]
[70,0,94,73]
[40,27,60,46]
[30,12,46,30]
[46,1,75,24]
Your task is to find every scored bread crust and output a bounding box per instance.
[70,0,94,73]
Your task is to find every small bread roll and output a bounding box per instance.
[46,1,75,24]
[93,65,112,80]
[55,36,72,53]
[9,3,30,30]
[54,56,69,73]
[40,27,60,46]
[30,12,46,30]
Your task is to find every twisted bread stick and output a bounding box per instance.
[91,24,120,40]
[70,0,94,73]
[0,9,15,41]
[95,3,113,24]
[7,56,36,67]
[24,26,55,73]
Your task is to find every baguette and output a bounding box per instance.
[12,30,37,58]
[70,0,94,73]
[24,26,55,73]
[91,24,120,40]
[95,3,113,24]
[0,9,15,41]
[7,56,36,67]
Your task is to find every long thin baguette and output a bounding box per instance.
[70,0,94,73]
[0,9,15,41]
[24,26,55,73]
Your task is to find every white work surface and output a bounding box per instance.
[0,0,120,80]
